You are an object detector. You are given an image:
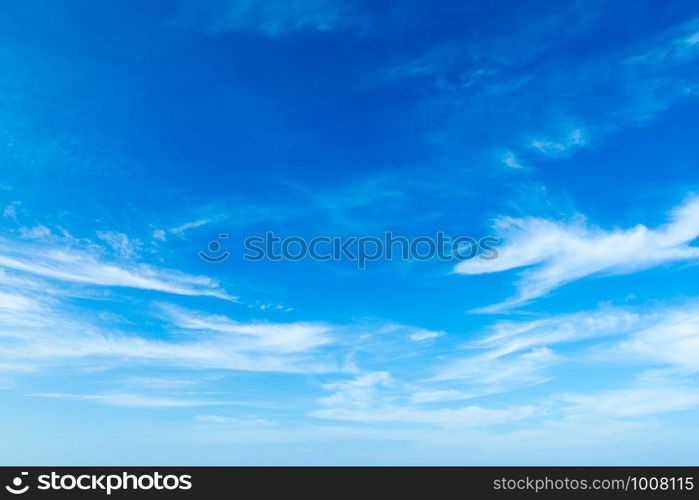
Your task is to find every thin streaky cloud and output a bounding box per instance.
[32,392,236,409]
[0,237,236,300]
[169,217,216,236]
[456,196,699,310]
[310,371,539,428]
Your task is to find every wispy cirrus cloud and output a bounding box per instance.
[2,201,20,220]
[311,403,539,428]
[375,14,699,170]
[194,414,276,427]
[429,346,560,388]
[310,360,699,437]
[310,371,539,428]
[434,299,699,393]
[174,0,360,37]
[0,215,461,384]
[559,385,699,419]
[471,307,643,357]
[531,128,587,159]
[0,274,447,379]
[169,217,217,236]
[96,230,142,259]
[32,392,235,409]
[411,300,699,404]
[0,236,236,300]
[608,307,699,373]
[0,289,339,375]
[456,196,699,310]
[162,304,335,354]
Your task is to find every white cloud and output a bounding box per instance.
[0,269,455,380]
[409,389,473,404]
[0,284,338,375]
[437,299,699,401]
[375,15,699,173]
[502,150,525,169]
[628,18,699,66]
[455,196,699,309]
[318,371,393,409]
[409,329,445,342]
[19,224,51,239]
[531,128,587,158]
[2,201,20,220]
[610,307,699,372]
[33,392,233,408]
[311,404,538,428]
[311,372,538,428]
[164,305,334,354]
[0,237,235,300]
[195,414,275,426]
[170,218,213,236]
[0,315,339,376]
[359,322,446,347]
[152,229,167,241]
[96,230,141,258]
[425,301,699,398]
[0,289,44,313]
[430,347,560,387]
[475,307,642,357]
[126,377,196,389]
[559,385,699,419]
[177,0,356,37]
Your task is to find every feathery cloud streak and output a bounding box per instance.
[455,196,699,309]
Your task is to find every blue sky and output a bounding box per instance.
[1,0,699,464]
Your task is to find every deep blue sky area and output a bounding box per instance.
[2,0,699,464]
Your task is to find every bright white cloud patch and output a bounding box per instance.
[409,329,445,342]
[0,289,339,374]
[0,237,235,300]
[455,196,699,310]
[163,305,335,354]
